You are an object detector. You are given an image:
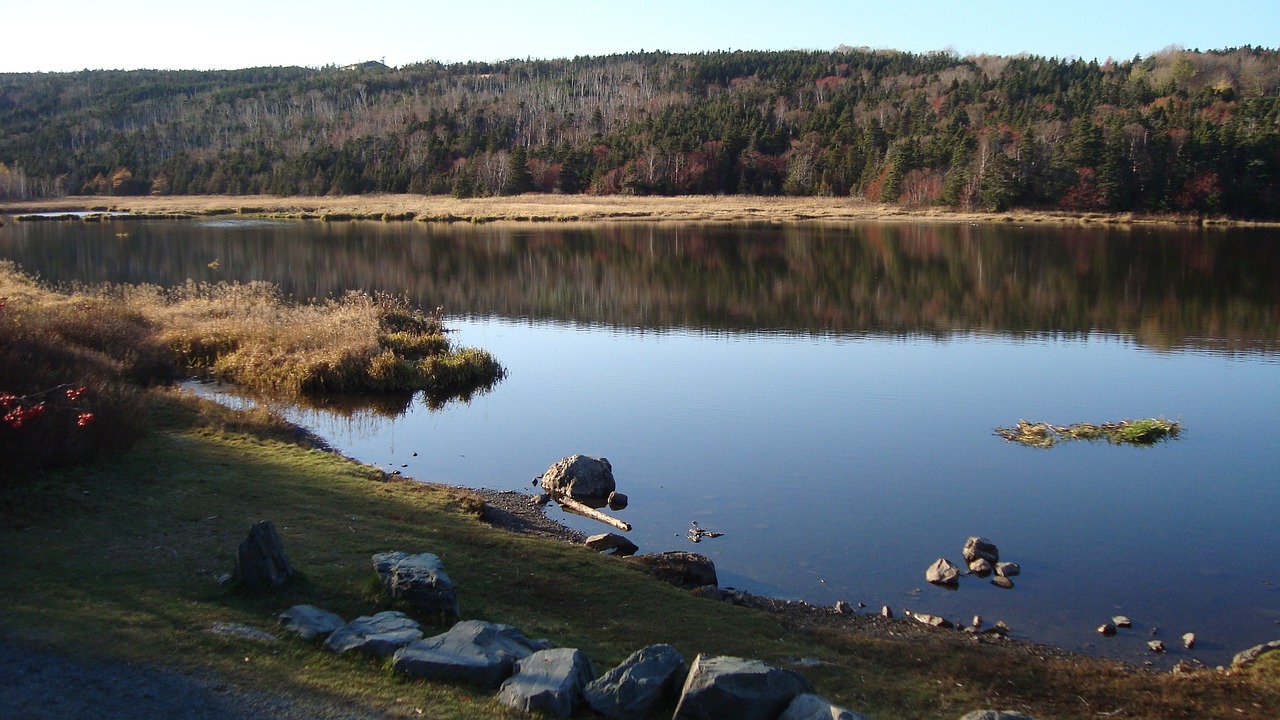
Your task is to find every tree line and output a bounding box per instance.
[1,46,1278,217]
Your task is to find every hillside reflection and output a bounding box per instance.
[3,219,1278,354]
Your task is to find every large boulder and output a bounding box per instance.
[586,532,640,557]
[498,647,595,719]
[780,693,876,720]
[230,520,293,589]
[962,537,1000,565]
[372,551,459,616]
[324,611,422,658]
[584,644,686,720]
[673,654,814,720]
[630,552,718,589]
[392,619,552,688]
[278,604,345,641]
[540,455,616,501]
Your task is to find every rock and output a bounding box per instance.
[532,493,552,506]
[279,604,345,641]
[692,585,727,601]
[779,692,875,720]
[1111,615,1132,628]
[584,643,686,720]
[962,536,1000,565]
[1097,623,1117,636]
[1172,659,1205,675]
[372,551,459,616]
[324,611,422,658]
[673,654,814,720]
[1148,640,1166,653]
[392,619,551,687]
[1182,632,1196,650]
[958,712,1039,720]
[230,520,293,589]
[498,647,595,719]
[967,558,993,577]
[834,601,854,615]
[1231,639,1280,669]
[540,454,616,501]
[880,606,893,619]
[630,551,718,589]
[586,532,639,557]
[607,491,629,510]
[904,610,953,629]
[926,558,961,586]
[991,576,1014,589]
[971,615,983,630]
[994,562,1020,578]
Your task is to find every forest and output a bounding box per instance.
[1,46,1278,217]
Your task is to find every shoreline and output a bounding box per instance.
[2,193,1276,227]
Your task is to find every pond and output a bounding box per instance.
[3,215,1279,667]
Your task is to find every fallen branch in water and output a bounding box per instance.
[995,418,1181,448]
[554,494,632,532]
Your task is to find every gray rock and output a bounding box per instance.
[607,491,629,510]
[1111,615,1131,628]
[392,619,552,687]
[880,606,893,619]
[991,576,1014,589]
[1148,640,1166,653]
[584,644,685,720]
[324,611,422,658]
[586,532,640,557]
[1182,632,1196,650]
[1233,639,1280,669]
[540,454,616,500]
[674,654,814,720]
[834,601,854,615]
[926,558,961,586]
[962,536,1000,565]
[904,610,953,629]
[958,712,1039,720]
[498,647,595,719]
[780,693,875,720]
[994,562,1020,578]
[1098,623,1117,636]
[967,558,993,577]
[230,520,292,589]
[630,551,718,589]
[372,551,459,616]
[278,604,345,641]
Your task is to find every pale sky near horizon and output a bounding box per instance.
[2,1,1277,73]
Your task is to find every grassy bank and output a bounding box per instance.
[4,193,1277,228]
[2,391,1279,719]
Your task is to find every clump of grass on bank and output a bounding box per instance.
[0,262,505,477]
[995,418,1182,448]
[1,390,1276,719]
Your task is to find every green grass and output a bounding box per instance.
[2,392,1276,719]
[996,418,1182,448]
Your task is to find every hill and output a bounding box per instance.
[1,46,1278,217]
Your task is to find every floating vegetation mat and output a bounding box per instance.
[995,418,1181,448]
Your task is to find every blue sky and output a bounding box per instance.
[3,1,1277,73]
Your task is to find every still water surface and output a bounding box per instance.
[3,216,1278,666]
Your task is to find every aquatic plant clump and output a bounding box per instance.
[995,418,1181,448]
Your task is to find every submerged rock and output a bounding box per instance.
[1098,623,1117,636]
[926,558,961,586]
[991,576,1014,589]
[962,537,1000,565]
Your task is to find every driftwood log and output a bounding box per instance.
[555,493,632,532]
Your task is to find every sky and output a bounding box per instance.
[2,1,1277,73]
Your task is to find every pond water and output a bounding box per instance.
[3,215,1279,667]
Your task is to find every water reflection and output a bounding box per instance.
[2,218,1278,354]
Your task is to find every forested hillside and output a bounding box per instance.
[2,46,1278,216]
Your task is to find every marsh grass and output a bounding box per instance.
[1,391,1275,719]
[996,418,1182,448]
